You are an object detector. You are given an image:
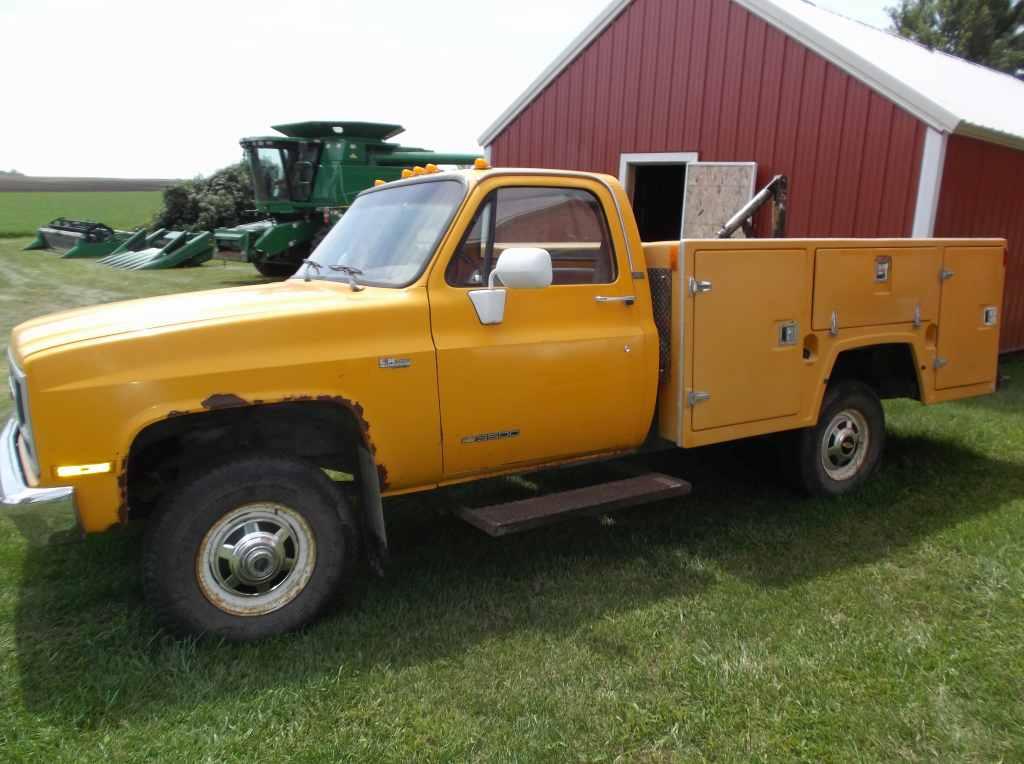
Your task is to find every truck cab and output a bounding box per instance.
[2,166,1006,640]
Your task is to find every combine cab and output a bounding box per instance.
[24,218,137,259]
[215,121,481,276]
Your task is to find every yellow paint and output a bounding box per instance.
[670,237,1006,449]
[6,166,1006,534]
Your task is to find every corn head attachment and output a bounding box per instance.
[24,218,137,259]
[97,229,214,270]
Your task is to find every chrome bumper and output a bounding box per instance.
[1,419,80,543]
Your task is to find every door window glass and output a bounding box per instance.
[446,187,615,286]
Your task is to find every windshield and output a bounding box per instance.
[298,179,465,288]
[248,142,320,203]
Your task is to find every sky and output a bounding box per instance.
[0,0,892,179]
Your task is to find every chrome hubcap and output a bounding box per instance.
[820,409,870,481]
[197,503,316,617]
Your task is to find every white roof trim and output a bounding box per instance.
[479,0,1024,152]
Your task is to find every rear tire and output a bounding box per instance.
[143,454,358,640]
[796,381,885,497]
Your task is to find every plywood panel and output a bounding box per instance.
[681,162,757,239]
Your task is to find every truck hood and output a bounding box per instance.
[12,279,365,361]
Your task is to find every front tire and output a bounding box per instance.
[253,259,301,278]
[143,454,357,640]
[796,381,885,497]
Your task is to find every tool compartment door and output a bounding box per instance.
[691,248,809,431]
[936,246,1004,390]
[812,247,942,330]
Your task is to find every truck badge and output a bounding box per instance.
[462,429,521,445]
[379,357,412,369]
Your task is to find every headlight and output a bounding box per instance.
[7,350,38,476]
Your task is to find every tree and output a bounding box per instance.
[151,161,254,232]
[887,0,1024,79]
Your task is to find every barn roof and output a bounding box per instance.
[479,0,1024,152]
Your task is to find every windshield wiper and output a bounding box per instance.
[329,264,365,292]
[301,259,323,283]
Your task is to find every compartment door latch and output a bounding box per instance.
[688,391,711,406]
[688,277,713,296]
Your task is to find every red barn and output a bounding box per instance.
[480,0,1024,352]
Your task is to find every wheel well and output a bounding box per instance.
[125,401,367,518]
[827,344,921,401]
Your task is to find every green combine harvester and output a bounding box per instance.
[24,120,480,274]
[216,121,481,276]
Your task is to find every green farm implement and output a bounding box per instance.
[24,219,137,259]
[24,120,480,274]
[215,121,481,276]
[96,228,214,270]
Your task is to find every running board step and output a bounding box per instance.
[455,473,691,537]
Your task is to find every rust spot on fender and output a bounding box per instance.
[189,392,390,490]
[117,459,129,524]
[201,393,250,410]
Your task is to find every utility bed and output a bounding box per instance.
[643,238,1005,448]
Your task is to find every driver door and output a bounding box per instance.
[428,177,656,479]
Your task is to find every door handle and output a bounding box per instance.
[595,295,636,306]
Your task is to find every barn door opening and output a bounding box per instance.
[619,152,698,242]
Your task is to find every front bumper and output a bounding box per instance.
[1,419,80,543]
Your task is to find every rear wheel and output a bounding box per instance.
[143,454,358,640]
[796,381,885,497]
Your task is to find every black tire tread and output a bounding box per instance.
[143,453,357,640]
[796,380,886,498]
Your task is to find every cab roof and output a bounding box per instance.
[272,121,405,140]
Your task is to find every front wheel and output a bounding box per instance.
[253,259,301,278]
[796,381,886,497]
[143,454,358,640]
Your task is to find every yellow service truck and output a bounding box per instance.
[2,166,1006,639]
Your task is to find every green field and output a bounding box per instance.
[0,191,164,237]
[0,237,1022,761]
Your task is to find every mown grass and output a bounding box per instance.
[0,192,163,237]
[0,237,1021,761]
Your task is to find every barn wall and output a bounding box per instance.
[935,135,1024,353]
[488,0,927,238]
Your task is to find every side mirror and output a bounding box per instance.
[468,248,552,325]
[491,247,552,289]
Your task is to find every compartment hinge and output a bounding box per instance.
[913,304,922,329]
[688,277,713,296]
[940,268,955,281]
[934,357,949,370]
[688,391,712,406]
[829,311,839,337]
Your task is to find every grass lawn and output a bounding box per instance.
[0,192,164,237]
[0,237,1022,761]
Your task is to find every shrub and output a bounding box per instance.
[151,162,253,232]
